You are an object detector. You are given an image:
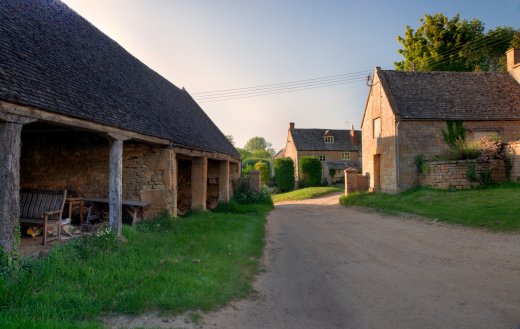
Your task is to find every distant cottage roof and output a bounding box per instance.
[0,0,239,158]
[324,161,361,170]
[290,129,361,151]
[379,70,520,121]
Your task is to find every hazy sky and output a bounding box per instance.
[61,0,520,152]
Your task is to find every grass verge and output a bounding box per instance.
[272,186,343,203]
[0,201,273,329]
[339,183,520,232]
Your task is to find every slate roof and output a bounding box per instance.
[290,129,361,151]
[380,70,520,121]
[0,0,239,158]
[324,161,361,170]
[273,148,286,159]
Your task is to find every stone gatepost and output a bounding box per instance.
[344,167,359,196]
[248,169,261,193]
[191,156,208,211]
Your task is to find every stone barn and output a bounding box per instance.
[0,0,240,253]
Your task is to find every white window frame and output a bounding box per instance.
[324,136,334,143]
[342,152,350,160]
[319,155,326,162]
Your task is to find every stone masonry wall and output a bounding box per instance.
[21,141,175,219]
[361,70,398,194]
[398,120,520,191]
[505,141,520,181]
[419,159,507,189]
[207,159,220,210]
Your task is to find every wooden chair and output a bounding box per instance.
[19,189,67,245]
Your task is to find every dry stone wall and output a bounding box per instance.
[419,159,507,189]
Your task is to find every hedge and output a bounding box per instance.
[299,157,322,187]
[274,157,295,192]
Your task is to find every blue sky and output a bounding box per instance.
[61,0,520,152]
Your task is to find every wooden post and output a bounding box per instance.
[105,133,129,236]
[191,156,207,211]
[0,112,35,254]
[219,160,230,202]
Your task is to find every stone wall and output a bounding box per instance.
[398,120,520,191]
[505,141,520,181]
[361,70,398,194]
[20,140,175,218]
[419,159,507,189]
[344,168,369,195]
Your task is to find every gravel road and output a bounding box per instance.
[109,192,520,329]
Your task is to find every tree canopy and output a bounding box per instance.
[394,13,519,72]
[238,137,275,159]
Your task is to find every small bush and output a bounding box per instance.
[274,157,295,192]
[231,184,273,205]
[466,164,478,182]
[299,157,322,187]
[242,164,254,177]
[414,154,424,173]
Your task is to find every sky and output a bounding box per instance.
[60,0,520,153]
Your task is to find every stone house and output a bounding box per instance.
[280,122,362,184]
[0,0,240,252]
[361,48,520,194]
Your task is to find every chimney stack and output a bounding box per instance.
[507,48,520,83]
[350,125,357,146]
[289,122,295,130]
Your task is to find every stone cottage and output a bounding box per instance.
[361,48,520,194]
[279,122,362,184]
[0,0,240,252]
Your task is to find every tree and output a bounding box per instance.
[240,137,275,160]
[226,134,235,146]
[395,13,518,72]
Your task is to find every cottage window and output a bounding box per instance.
[319,155,326,162]
[324,136,334,143]
[342,152,350,160]
[470,131,499,141]
[373,117,381,139]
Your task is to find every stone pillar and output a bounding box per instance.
[248,169,261,193]
[219,160,230,202]
[0,113,35,254]
[344,167,359,196]
[191,156,207,211]
[171,151,178,216]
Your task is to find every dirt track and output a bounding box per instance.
[110,192,520,328]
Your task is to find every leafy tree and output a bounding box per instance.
[244,137,271,152]
[226,134,235,146]
[395,13,518,72]
[239,137,275,160]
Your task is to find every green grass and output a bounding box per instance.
[272,186,343,203]
[0,202,273,329]
[340,182,520,232]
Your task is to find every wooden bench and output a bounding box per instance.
[19,189,67,245]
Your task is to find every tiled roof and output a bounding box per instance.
[324,161,361,170]
[290,129,361,151]
[380,70,520,120]
[0,0,239,158]
[273,148,286,159]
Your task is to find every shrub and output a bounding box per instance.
[299,157,322,187]
[442,120,466,148]
[242,159,270,172]
[274,157,295,192]
[242,164,254,177]
[254,162,270,184]
[450,138,479,160]
[414,154,424,173]
[475,135,505,163]
[230,184,273,205]
[328,168,337,178]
